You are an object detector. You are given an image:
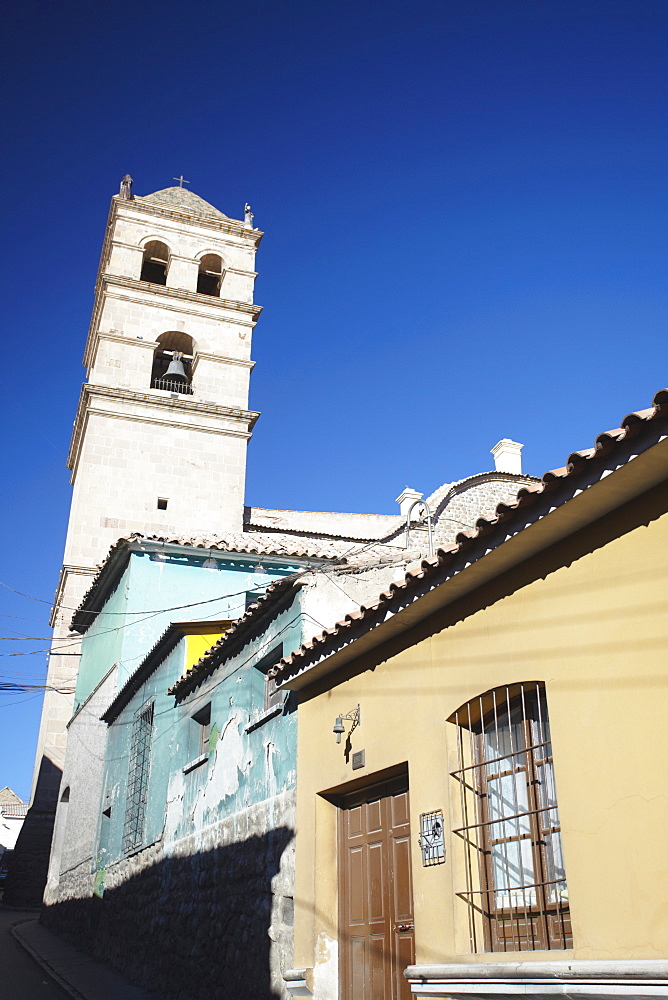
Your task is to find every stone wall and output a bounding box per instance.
[43,789,296,1000]
[3,801,57,907]
[430,474,534,547]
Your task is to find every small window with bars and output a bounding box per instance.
[449,682,571,953]
[123,701,154,854]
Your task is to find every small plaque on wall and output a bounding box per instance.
[418,810,446,866]
[352,750,365,770]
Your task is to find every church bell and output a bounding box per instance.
[163,353,188,383]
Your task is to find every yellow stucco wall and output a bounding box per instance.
[293,487,668,977]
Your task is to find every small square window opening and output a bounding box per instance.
[157,498,168,510]
[254,645,284,712]
[193,703,212,756]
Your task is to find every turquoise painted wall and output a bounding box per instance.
[99,588,312,866]
[75,570,129,711]
[74,550,300,711]
[100,641,186,864]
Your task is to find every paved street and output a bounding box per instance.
[0,907,70,1000]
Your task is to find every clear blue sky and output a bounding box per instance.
[1,0,666,799]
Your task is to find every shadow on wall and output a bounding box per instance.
[41,827,294,1000]
[4,756,62,907]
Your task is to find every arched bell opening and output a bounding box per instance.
[151,332,195,395]
[140,240,170,285]
[196,253,223,296]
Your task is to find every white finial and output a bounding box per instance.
[491,439,523,475]
[395,486,423,516]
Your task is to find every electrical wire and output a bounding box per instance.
[0,523,415,620]
[0,581,283,657]
[68,608,329,757]
[0,546,405,660]
[0,516,422,680]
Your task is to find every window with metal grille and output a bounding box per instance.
[450,682,571,953]
[123,702,154,854]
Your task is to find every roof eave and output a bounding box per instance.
[279,427,668,692]
[169,577,304,703]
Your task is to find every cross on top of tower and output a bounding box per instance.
[173,175,190,188]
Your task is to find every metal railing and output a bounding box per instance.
[151,378,193,395]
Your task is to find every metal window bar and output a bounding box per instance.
[419,810,446,866]
[123,703,154,853]
[450,682,572,953]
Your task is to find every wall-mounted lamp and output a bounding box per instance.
[202,550,218,571]
[253,558,266,575]
[333,705,360,744]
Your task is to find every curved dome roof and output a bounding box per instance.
[137,186,230,220]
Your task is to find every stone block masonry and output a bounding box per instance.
[13,185,263,906]
[42,790,297,1000]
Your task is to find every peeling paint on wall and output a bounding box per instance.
[164,767,186,846]
[193,715,244,830]
[312,931,338,1000]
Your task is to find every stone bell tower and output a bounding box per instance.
[7,178,262,903]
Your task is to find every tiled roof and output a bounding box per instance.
[276,389,668,684]
[136,186,230,220]
[71,531,351,633]
[1,803,28,819]
[168,576,302,702]
[102,618,235,725]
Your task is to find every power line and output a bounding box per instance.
[0,583,277,658]
[0,541,410,661]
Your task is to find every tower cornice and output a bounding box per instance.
[83,275,262,368]
[67,382,260,477]
[111,193,264,244]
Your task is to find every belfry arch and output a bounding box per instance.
[197,253,223,296]
[150,331,195,394]
[140,240,170,285]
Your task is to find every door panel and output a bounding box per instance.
[391,835,413,921]
[368,841,385,922]
[370,933,388,1000]
[340,776,414,1000]
[349,846,365,925]
[351,936,366,999]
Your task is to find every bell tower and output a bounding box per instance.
[67,177,262,565]
[9,178,263,903]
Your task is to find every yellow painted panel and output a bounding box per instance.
[184,631,226,671]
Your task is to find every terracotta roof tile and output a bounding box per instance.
[275,388,668,684]
[167,575,302,701]
[71,531,350,632]
[2,803,28,819]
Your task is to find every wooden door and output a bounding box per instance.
[339,776,414,1000]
